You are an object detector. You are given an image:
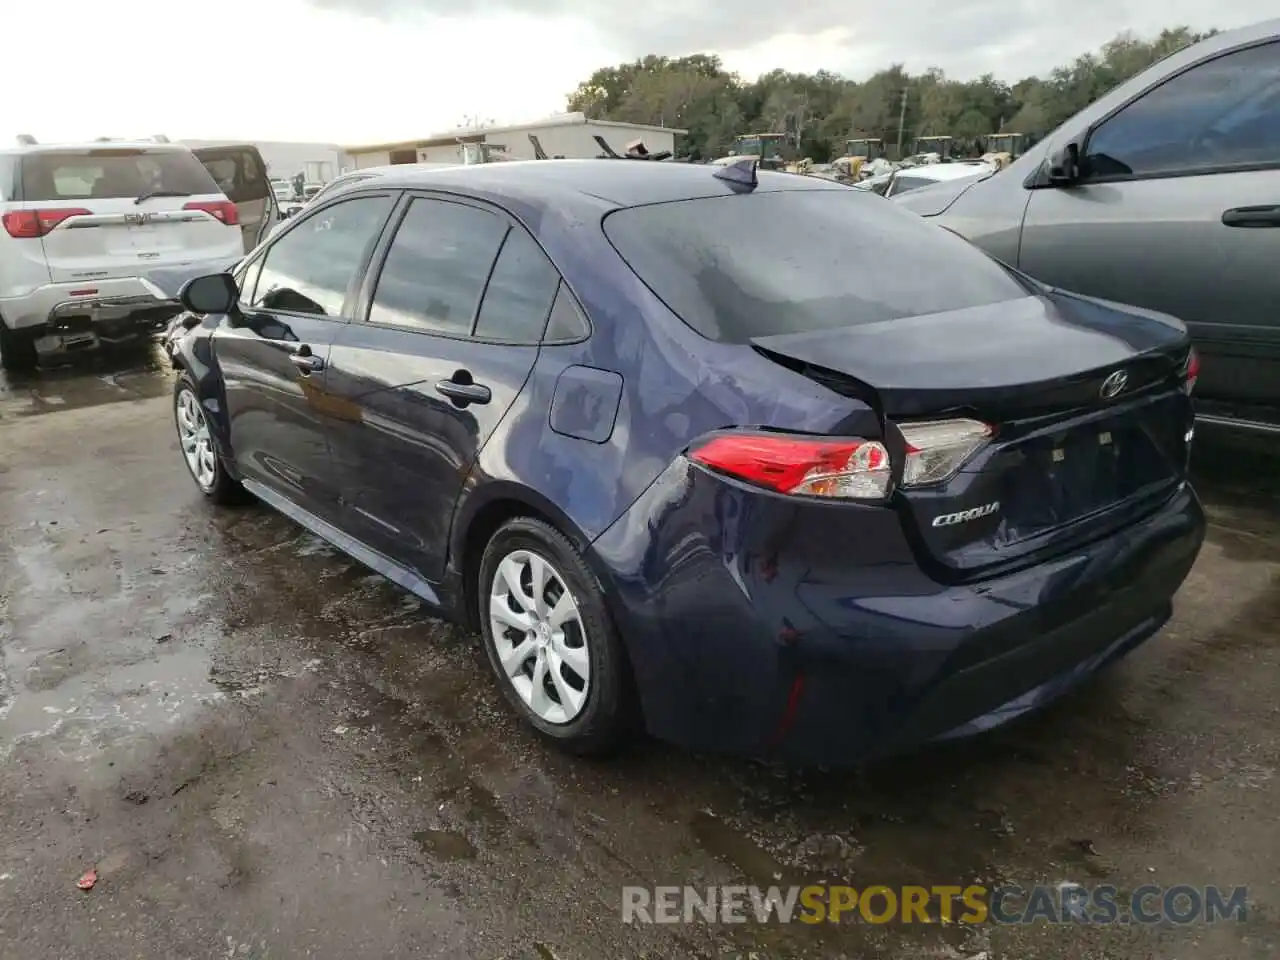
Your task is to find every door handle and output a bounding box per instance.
[435,377,491,406]
[1222,205,1280,228]
[289,345,324,373]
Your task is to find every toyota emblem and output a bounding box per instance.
[1099,370,1128,400]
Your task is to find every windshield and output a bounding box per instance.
[886,176,939,196]
[21,148,220,202]
[603,189,1030,344]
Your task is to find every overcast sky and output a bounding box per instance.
[5,0,1273,145]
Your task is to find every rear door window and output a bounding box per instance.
[20,148,220,201]
[603,189,1030,343]
[368,198,508,336]
[473,228,561,342]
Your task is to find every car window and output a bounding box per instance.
[368,198,508,335]
[236,256,264,305]
[1086,41,1280,178]
[194,147,269,203]
[543,284,590,342]
[251,195,393,318]
[886,176,934,196]
[21,148,220,201]
[473,227,561,341]
[604,190,1031,343]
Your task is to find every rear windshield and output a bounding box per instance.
[603,189,1030,343]
[20,148,220,202]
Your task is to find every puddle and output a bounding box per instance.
[0,345,170,419]
[0,644,222,761]
[413,828,477,861]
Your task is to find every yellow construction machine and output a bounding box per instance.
[980,133,1026,170]
[828,138,886,181]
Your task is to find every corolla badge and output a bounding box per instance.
[932,502,1000,527]
[1099,370,1128,400]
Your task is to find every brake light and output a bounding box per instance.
[690,433,892,500]
[183,200,239,226]
[2,207,91,238]
[899,419,992,487]
[1181,347,1200,395]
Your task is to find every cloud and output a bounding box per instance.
[306,0,1275,81]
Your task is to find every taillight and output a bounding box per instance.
[1181,347,1200,395]
[690,433,892,500]
[183,200,239,226]
[899,418,992,487]
[2,207,91,238]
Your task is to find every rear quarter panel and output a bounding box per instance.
[449,194,874,570]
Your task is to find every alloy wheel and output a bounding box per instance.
[176,387,217,490]
[488,549,591,725]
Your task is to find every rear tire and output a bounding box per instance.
[0,322,37,373]
[478,517,636,757]
[173,374,249,505]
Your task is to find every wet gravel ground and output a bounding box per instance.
[1,346,1278,960]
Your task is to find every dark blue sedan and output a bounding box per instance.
[166,158,1206,765]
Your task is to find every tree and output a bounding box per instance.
[564,25,1217,160]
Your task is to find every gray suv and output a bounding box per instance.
[895,19,1280,434]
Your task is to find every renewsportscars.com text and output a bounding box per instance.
[622,884,1248,925]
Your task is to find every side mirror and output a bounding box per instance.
[179,273,238,315]
[1047,141,1082,185]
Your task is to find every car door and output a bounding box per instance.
[193,144,278,253]
[213,192,397,523]
[324,194,562,581]
[1017,39,1280,413]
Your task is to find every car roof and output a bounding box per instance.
[333,158,850,209]
[2,141,193,155]
[898,162,995,181]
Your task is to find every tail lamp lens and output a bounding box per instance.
[690,434,892,500]
[183,200,240,226]
[2,207,91,238]
[899,418,993,486]
[1181,347,1199,395]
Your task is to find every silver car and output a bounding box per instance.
[895,18,1280,433]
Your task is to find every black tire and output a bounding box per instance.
[477,517,636,757]
[0,321,37,373]
[173,374,249,505]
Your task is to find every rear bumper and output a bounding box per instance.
[1,276,177,329]
[0,278,182,354]
[590,462,1206,766]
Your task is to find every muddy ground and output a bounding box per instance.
[1,347,1277,960]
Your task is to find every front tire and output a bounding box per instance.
[478,517,635,756]
[173,375,247,505]
[0,322,37,373]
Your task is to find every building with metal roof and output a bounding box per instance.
[343,113,686,168]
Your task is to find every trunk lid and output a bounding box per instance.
[17,146,243,282]
[37,199,241,282]
[752,291,1195,575]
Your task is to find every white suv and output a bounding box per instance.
[0,138,244,371]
